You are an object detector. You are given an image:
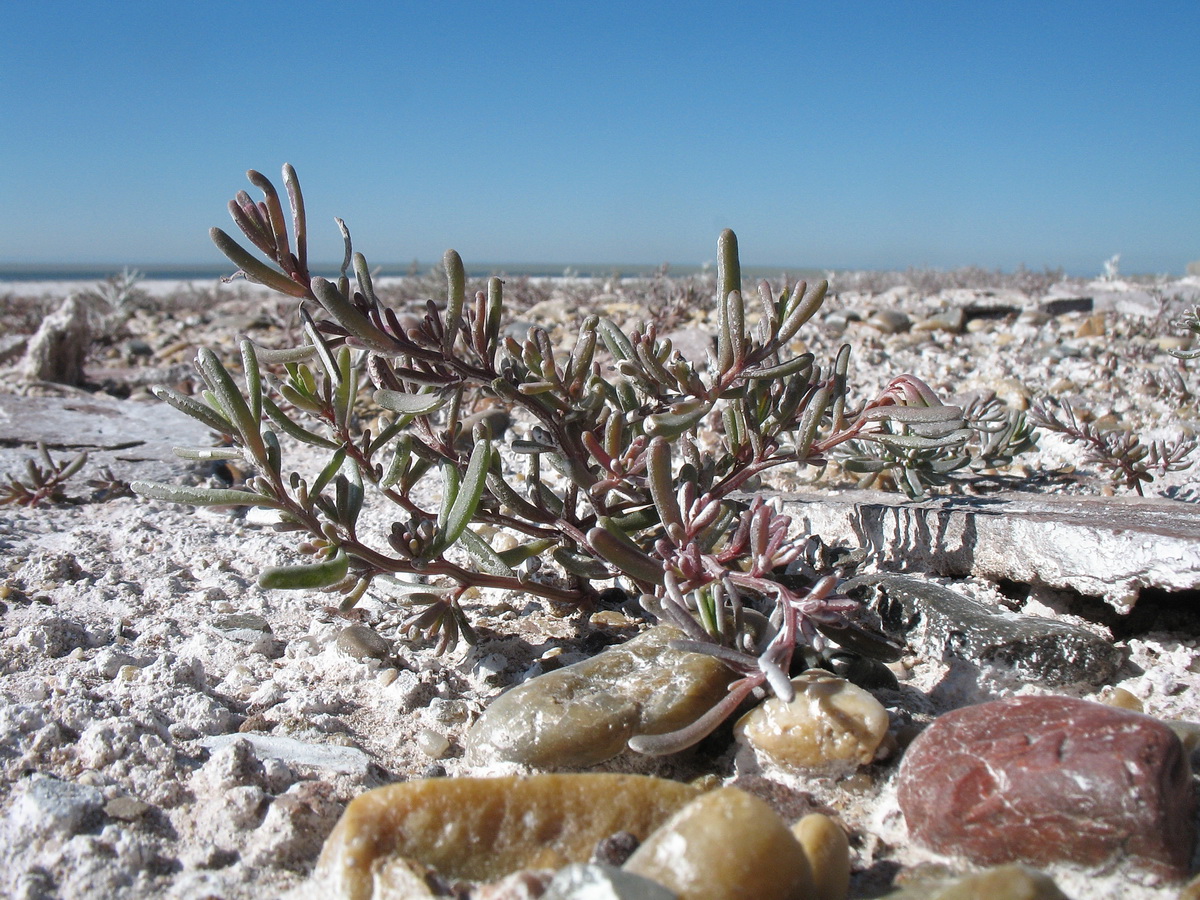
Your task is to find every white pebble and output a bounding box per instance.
[415,728,450,759]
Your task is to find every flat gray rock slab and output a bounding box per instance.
[768,489,1200,612]
[0,392,213,482]
[844,573,1124,685]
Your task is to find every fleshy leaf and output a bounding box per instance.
[258,550,349,590]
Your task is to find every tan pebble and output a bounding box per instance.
[465,626,732,767]
[491,532,520,553]
[336,625,390,661]
[735,670,889,772]
[623,787,812,900]
[966,318,992,333]
[931,863,1068,899]
[315,773,701,896]
[1180,870,1200,899]
[1102,686,1143,712]
[104,796,151,822]
[993,333,1016,347]
[376,667,399,687]
[1074,314,1107,338]
[1019,309,1052,326]
[1157,335,1192,353]
[866,310,911,334]
[792,813,850,900]
[912,308,965,333]
[589,610,634,628]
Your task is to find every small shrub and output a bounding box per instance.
[133,165,969,749]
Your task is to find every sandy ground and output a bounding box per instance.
[2,271,1200,898]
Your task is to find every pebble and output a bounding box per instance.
[335,624,390,661]
[791,814,850,900]
[315,774,701,893]
[1157,335,1192,353]
[734,670,889,773]
[211,613,276,654]
[465,626,733,767]
[885,864,1068,899]
[103,796,151,822]
[1018,308,1053,325]
[623,787,812,900]
[912,308,965,334]
[415,727,450,759]
[1073,314,1107,338]
[898,695,1197,878]
[1100,686,1143,712]
[865,310,912,334]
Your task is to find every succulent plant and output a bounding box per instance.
[1029,396,1195,495]
[0,443,89,507]
[834,389,1038,497]
[132,165,968,742]
[1169,305,1200,361]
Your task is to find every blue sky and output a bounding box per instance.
[2,1,1197,274]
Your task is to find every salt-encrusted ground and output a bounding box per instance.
[2,269,1200,899]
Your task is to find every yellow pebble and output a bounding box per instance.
[792,813,850,900]
[1102,687,1143,712]
[735,670,890,773]
[624,787,813,900]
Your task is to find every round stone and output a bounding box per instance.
[335,624,390,661]
[791,813,850,900]
[623,787,813,900]
[897,695,1196,878]
[465,626,733,768]
[735,670,890,772]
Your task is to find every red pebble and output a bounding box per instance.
[898,695,1196,878]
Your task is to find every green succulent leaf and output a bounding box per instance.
[458,527,517,577]
[553,546,613,579]
[210,227,308,298]
[646,437,683,533]
[588,523,664,586]
[373,389,448,417]
[432,439,491,554]
[258,549,349,590]
[131,481,277,507]
[150,384,234,434]
[262,396,339,447]
[310,277,394,351]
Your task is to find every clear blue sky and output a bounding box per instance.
[3,1,1197,275]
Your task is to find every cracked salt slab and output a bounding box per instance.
[770,488,1200,611]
